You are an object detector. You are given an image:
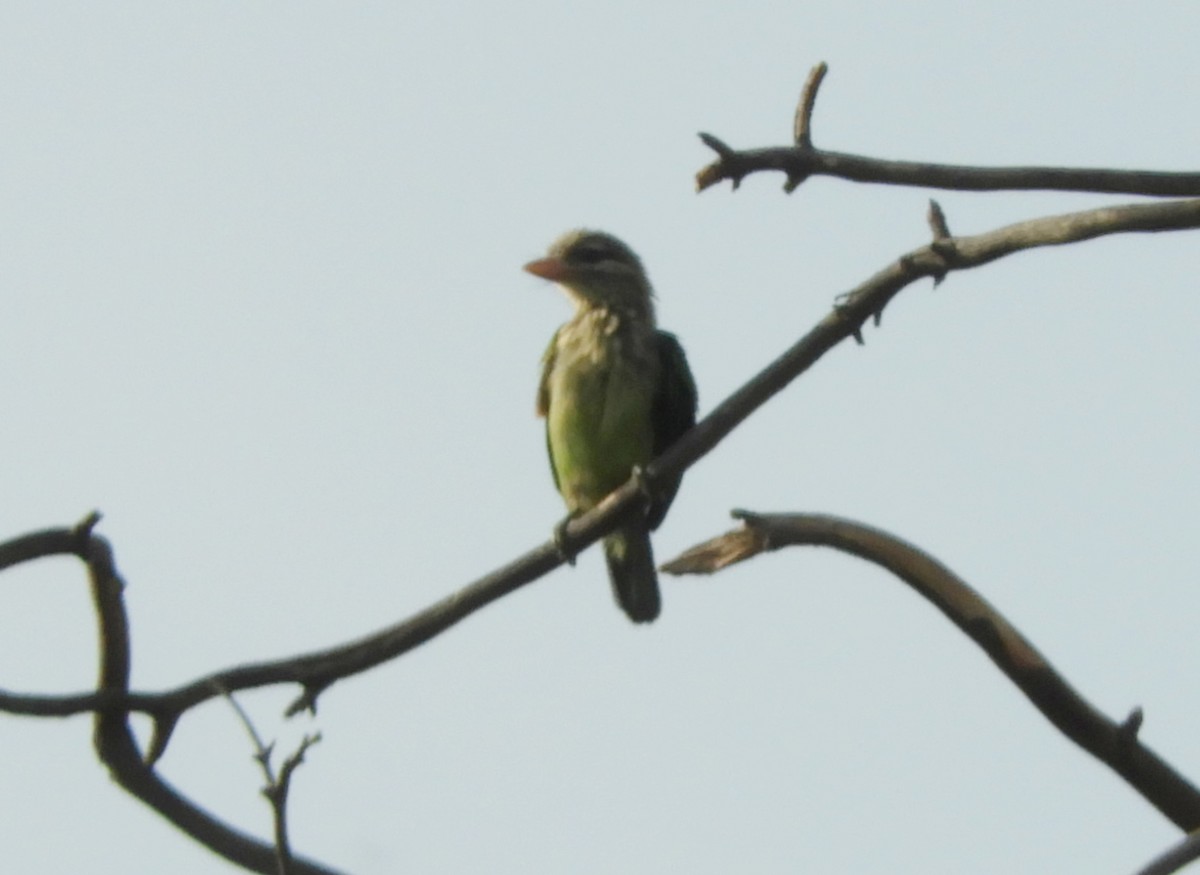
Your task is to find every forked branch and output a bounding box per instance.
[4,196,1198,729]
[2,77,1199,872]
[697,62,1200,197]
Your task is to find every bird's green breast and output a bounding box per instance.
[545,311,659,513]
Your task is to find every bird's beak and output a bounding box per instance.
[523,257,571,282]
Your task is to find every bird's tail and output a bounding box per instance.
[604,525,661,623]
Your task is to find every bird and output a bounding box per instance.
[525,229,697,623]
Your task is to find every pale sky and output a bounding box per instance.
[2,3,1198,873]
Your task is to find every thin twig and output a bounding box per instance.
[221,687,321,875]
[926,199,951,239]
[792,61,827,149]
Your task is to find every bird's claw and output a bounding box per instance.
[553,515,579,566]
[631,465,660,518]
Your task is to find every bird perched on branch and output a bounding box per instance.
[526,230,697,623]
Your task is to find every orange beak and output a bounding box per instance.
[523,256,571,282]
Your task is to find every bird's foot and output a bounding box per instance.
[631,465,660,518]
[553,514,580,566]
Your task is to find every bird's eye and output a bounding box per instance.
[571,245,612,265]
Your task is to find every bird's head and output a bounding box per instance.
[524,229,655,317]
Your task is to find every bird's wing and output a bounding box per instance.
[536,329,559,419]
[537,329,561,493]
[647,330,698,529]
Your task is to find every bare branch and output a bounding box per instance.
[698,139,1200,197]
[924,200,952,285]
[88,535,343,875]
[926,199,951,240]
[0,521,345,875]
[648,197,1200,492]
[268,733,322,874]
[1133,831,1200,875]
[696,132,744,190]
[697,64,1200,197]
[223,689,322,875]
[5,197,1198,728]
[792,61,827,149]
[2,192,1197,870]
[663,512,1200,831]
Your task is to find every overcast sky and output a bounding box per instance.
[2,3,1198,873]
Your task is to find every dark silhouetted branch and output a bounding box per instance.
[696,62,1200,198]
[663,511,1200,831]
[224,688,322,875]
[5,195,1198,730]
[1133,830,1200,875]
[0,515,344,875]
[3,125,1199,873]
